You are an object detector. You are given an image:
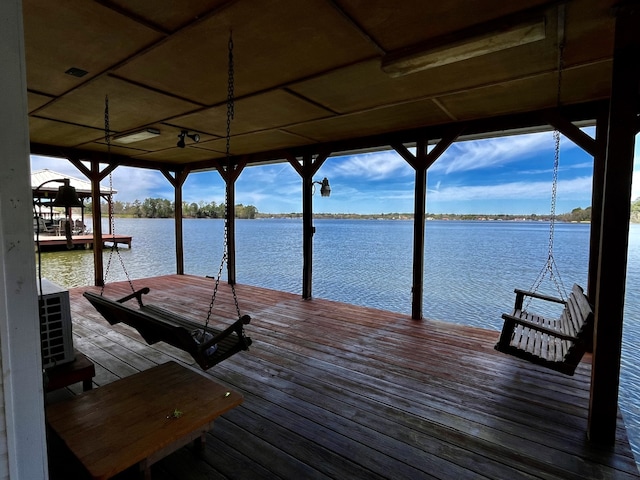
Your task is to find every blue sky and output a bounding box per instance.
[30,128,640,215]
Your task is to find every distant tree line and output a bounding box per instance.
[84,199,258,219]
[80,198,640,223]
[259,208,595,223]
[557,206,592,223]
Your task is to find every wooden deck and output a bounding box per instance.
[36,233,132,250]
[48,274,640,479]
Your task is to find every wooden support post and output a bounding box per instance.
[412,140,428,320]
[162,169,189,275]
[587,109,608,303]
[226,175,236,285]
[286,151,329,299]
[588,2,640,445]
[302,155,314,299]
[90,161,105,287]
[214,158,247,286]
[70,159,116,287]
[393,126,463,320]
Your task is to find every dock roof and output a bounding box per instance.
[25,0,616,171]
[31,169,115,198]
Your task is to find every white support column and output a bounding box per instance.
[0,0,49,477]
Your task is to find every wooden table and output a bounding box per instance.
[46,361,243,480]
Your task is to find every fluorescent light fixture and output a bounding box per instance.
[382,17,546,77]
[113,128,161,144]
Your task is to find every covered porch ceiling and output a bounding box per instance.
[25,0,618,171]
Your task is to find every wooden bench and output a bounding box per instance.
[83,289,251,371]
[495,284,593,375]
[46,361,243,480]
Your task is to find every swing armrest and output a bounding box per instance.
[198,315,251,351]
[513,288,565,311]
[513,288,565,304]
[116,288,151,306]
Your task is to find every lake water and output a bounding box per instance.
[39,218,640,461]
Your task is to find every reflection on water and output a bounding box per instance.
[38,249,97,288]
[38,217,640,462]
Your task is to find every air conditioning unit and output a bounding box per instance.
[38,278,75,369]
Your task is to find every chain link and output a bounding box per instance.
[101,95,136,297]
[526,29,567,307]
[226,32,235,158]
[204,31,242,330]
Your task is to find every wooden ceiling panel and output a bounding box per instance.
[171,90,335,137]
[34,76,200,134]
[338,0,553,52]
[286,99,452,143]
[197,130,313,155]
[22,0,162,96]
[124,145,222,164]
[290,31,557,116]
[113,0,379,105]
[437,61,612,123]
[437,76,554,122]
[28,92,54,113]
[29,118,104,148]
[73,141,149,158]
[559,62,612,104]
[563,0,615,66]
[107,0,230,33]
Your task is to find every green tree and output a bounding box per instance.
[631,198,640,222]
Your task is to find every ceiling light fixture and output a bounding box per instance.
[381,17,546,77]
[113,128,161,144]
[177,130,200,148]
[65,67,88,78]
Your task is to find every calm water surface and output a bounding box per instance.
[39,218,640,461]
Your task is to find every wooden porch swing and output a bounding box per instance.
[495,12,593,376]
[84,288,251,371]
[494,124,594,376]
[84,33,252,371]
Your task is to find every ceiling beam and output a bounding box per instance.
[542,109,598,156]
[324,0,386,55]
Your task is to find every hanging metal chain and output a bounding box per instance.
[529,128,567,301]
[101,95,136,296]
[204,31,242,329]
[527,11,567,305]
[226,32,235,157]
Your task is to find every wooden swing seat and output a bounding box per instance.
[495,284,593,376]
[83,288,251,371]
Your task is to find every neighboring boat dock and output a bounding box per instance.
[36,234,132,251]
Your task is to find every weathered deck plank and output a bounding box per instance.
[48,274,639,479]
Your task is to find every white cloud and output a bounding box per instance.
[330,151,412,180]
[432,132,553,175]
[429,176,593,203]
[110,167,168,202]
[430,130,595,176]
